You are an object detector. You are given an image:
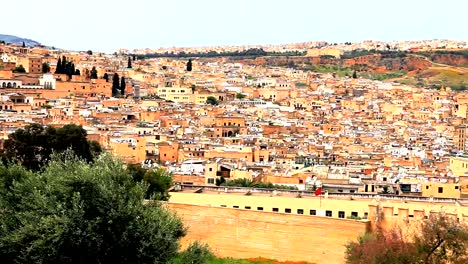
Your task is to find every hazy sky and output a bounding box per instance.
[2,0,467,53]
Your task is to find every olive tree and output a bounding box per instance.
[0,152,185,264]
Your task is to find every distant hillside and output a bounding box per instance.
[0,34,41,46]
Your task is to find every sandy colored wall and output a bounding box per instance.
[167,203,369,264]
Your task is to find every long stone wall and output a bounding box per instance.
[167,203,370,264]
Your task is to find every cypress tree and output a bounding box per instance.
[103,73,109,82]
[55,57,62,73]
[186,59,192,71]
[61,56,67,73]
[127,57,132,68]
[120,76,126,95]
[90,66,98,79]
[112,73,120,96]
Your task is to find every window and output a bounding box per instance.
[310,210,316,215]
[285,208,291,213]
[364,212,368,219]
[326,210,332,217]
[455,186,459,190]
[257,207,263,211]
[438,187,443,193]
[233,206,239,208]
[245,206,251,210]
[426,186,430,190]
[351,212,358,217]
[209,168,213,171]
[207,178,214,184]
[220,205,226,207]
[272,208,279,212]
[338,211,345,218]
[297,209,304,214]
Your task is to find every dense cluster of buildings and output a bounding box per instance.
[1,41,468,209]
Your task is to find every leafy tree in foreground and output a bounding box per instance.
[127,164,173,201]
[1,123,101,171]
[0,153,186,264]
[345,214,468,264]
[170,241,214,264]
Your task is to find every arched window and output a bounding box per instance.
[7,82,12,88]
[2,82,6,88]
[12,83,16,88]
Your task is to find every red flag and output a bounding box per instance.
[315,188,322,196]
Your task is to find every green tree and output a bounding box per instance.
[345,213,468,264]
[86,50,93,55]
[12,65,26,73]
[74,69,80,75]
[22,41,25,48]
[186,59,192,71]
[61,56,67,73]
[42,62,50,73]
[103,72,109,82]
[55,57,62,73]
[120,76,126,95]
[0,153,186,264]
[352,70,357,79]
[126,163,148,182]
[143,168,173,200]
[414,214,468,264]
[215,176,226,186]
[236,93,246,99]
[206,96,218,105]
[127,57,132,68]
[0,123,101,171]
[171,241,214,264]
[112,73,120,96]
[90,66,98,79]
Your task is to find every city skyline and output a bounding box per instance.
[2,0,467,53]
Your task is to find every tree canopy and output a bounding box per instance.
[12,65,26,73]
[42,62,50,73]
[186,59,192,72]
[345,213,468,264]
[0,123,101,171]
[0,153,186,264]
[236,93,246,99]
[90,66,98,79]
[54,56,79,79]
[206,96,218,105]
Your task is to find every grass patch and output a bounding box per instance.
[362,70,408,81]
[207,258,314,264]
[395,68,466,90]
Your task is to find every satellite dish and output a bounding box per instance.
[305,176,312,184]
